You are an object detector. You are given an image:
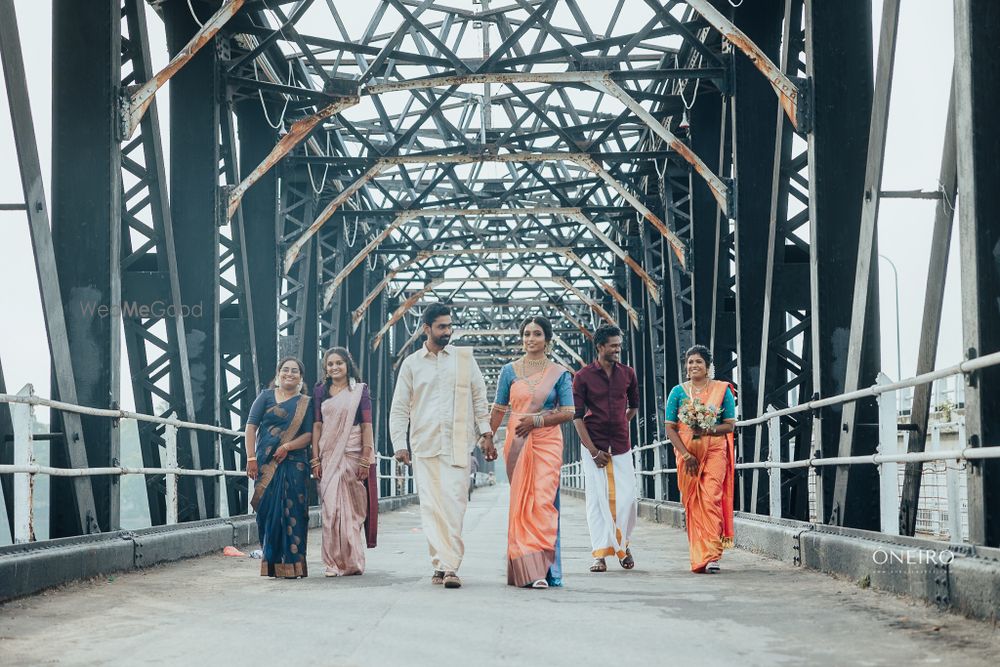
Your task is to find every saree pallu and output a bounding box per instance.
[505,364,566,587]
[674,382,735,572]
[318,386,369,576]
[255,395,311,578]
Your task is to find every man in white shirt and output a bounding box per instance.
[390,303,495,589]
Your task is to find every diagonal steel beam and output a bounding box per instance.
[227,95,359,220]
[287,152,689,271]
[684,0,805,131]
[589,78,730,218]
[124,0,245,138]
[372,279,446,349]
[553,277,617,327]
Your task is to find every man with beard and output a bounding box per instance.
[389,303,494,588]
[572,324,640,573]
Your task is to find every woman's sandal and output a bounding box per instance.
[530,579,549,589]
[619,548,635,570]
[589,558,607,573]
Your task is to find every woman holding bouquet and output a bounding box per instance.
[664,345,736,573]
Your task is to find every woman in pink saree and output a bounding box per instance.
[311,347,378,577]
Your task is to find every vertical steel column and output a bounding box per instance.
[278,181,319,380]
[119,0,201,527]
[899,85,957,536]
[50,0,121,536]
[163,1,217,520]
[752,0,813,519]
[219,85,260,513]
[807,0,881,529]
[236,99,280,391]
[954,0,1000,547]
[731,0,783,514]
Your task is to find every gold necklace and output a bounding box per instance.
[518,357,550,394]
[328,380,349,397]
[688,379,710,398]
[274,387,295,403]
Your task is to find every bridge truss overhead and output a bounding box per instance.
[2,0,999,550]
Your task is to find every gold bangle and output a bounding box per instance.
[247,457,257,462]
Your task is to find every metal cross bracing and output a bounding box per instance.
[6,0,1000,550]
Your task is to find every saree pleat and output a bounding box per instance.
[673,381,735,573]
[505,365,565,587]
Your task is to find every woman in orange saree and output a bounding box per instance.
[490,316,576,588]
[664,345,736,573]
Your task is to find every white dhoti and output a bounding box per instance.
[582,450,637,559]
[412,451,471,572]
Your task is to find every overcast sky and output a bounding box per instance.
[0,0,961,412]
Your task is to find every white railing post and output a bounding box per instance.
[165,424,178,525]
[877,373,900,535]
[930,422,942,535]
[653,445,663,501]
[946,416,965,542]
[216,433,230,519]
[12,384,36,543]
[768,411,781,519]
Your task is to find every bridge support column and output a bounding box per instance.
[50,0,122,536]
[163,2,219,520]
[807,0,882,530]
[954,0,1000,547]
[730,0,783,514]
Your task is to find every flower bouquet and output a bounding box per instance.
[678,398,720,440]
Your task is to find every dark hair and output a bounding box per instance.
[269,356,308,394]
[422,303,451,328]
[321,347,362,391]
[684,344,713,366]
[593,324,623,348]
[519,315,553,341]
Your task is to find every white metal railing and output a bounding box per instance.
[561,351,1000,541]
[0,384,412,545]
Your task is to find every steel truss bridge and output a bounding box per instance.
[2,0,1000,631]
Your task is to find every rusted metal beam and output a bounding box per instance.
[553,277,618,328]
[123,0,245,139]
[289,153,690,273]
[322,210,416,308]
[284,162,385,270]
[564,210,661,304]
[589,78,730,220]
[372,279,445,350]
[227,95,359,220]
[684,0,805,131]
[552,303,595,341]
[562,249,639,329]
[321,206,659,305]
[349,255,425,330]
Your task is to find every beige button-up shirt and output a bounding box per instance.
[389,343,491,460]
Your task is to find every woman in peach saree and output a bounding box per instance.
[490,316,576,588]
[664,345,736,573]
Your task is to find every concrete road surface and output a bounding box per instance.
[1,485,998,666]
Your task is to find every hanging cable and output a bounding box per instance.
[187,0,205,27]
[306,133,331,195]
[344,211,360,248]
[679,76,701,110]
[254,60,291,131]
[729,0,745,7]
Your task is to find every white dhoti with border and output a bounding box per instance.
[582,450,637,559]
[412,450,471,572]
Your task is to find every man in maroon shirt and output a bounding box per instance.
[573,325,639,573]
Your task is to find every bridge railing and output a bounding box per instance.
[0,384,413,545]
[562,350,1000,542]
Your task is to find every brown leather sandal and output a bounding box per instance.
[431,570,445,585]
[442,571,462,588]
[620,548,635,570]
[589,558,607,573]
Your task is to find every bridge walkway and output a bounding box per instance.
[1,486,997,666]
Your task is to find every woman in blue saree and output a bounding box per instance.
[245,356,315,578]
